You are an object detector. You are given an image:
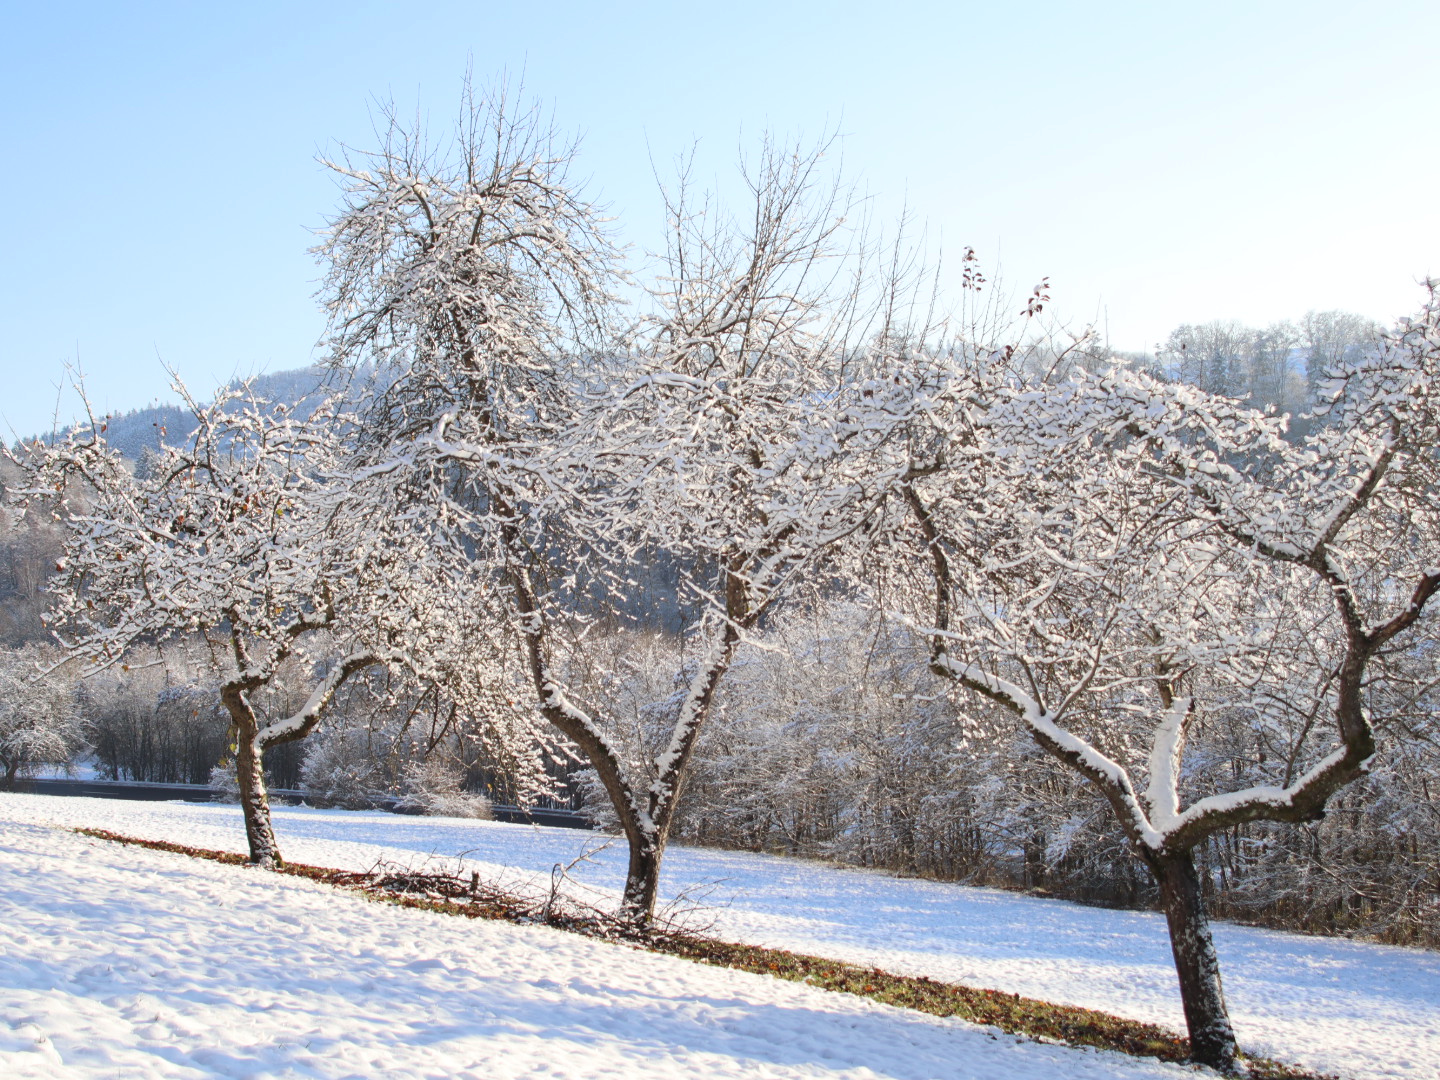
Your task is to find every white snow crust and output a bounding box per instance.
[3,793,1436,1079]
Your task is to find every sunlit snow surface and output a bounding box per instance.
[2,795,1436,1079]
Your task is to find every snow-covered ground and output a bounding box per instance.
[2,794,1436,1079]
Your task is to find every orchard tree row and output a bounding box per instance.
[7,85,1439,1074]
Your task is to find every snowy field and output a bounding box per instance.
[2,794,1436,1079]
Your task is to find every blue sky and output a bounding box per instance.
[2,1,1436,436]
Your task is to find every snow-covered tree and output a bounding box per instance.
[667,604,955,863]
[883,284,1440,1071]
[296,644,559,815]
[1300,308,1383,400]
[10,384,451,866]
[530,139,926,923]
[0,457,68,647]
[315,80,906,923]
[314,78,622,447]
[0,644,82,786]
[315,82,626,817]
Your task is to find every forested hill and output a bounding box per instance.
[20,366,347,461]
[1,366,349,645]
[21,305,1382,461]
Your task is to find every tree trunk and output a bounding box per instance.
[1153,849,1238,1073]
[617,617,739,928]
[619,833,664,928]
[235,729,281,868]
[223,688,282,868]
[1023,828,1046,889]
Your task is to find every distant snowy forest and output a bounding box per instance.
[3,87,1437,1074]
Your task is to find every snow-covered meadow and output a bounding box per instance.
[2,793,1436,1079]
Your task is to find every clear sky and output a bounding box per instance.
[2,1,1436,437]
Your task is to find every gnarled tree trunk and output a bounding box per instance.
[222,686,282,868]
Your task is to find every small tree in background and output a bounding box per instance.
[0,643,82,787]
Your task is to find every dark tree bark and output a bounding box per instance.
[217,648,383,869]
[622,835,665,924]
[1150,849,1238,1073]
